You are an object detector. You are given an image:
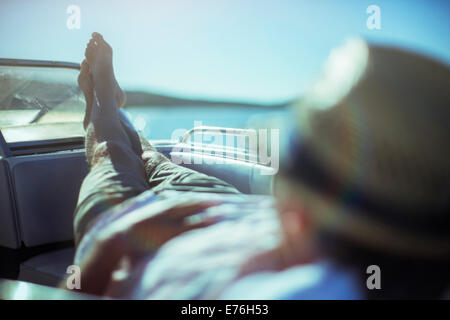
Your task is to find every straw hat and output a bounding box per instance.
[279,38,450,258]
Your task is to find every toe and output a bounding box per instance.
[85,38,97,53]
[85,45,95,62]
[85,40,95,55]
[92,32,104,41]
[92,32,111,50]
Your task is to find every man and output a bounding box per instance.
[72,33,450,299]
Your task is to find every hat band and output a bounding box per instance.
[282,131,450,241]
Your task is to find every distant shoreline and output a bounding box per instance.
[124,90,290,109]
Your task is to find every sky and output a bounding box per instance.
[1,0,449,104]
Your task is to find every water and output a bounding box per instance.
[124,105,286,141]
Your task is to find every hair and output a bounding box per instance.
[317,230,450,299]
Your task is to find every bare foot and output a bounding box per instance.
[84,32,126,108]
[79,63,126,130]
[78,59,94,129]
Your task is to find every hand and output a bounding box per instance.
[111,197,220,256]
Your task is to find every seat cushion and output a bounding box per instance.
[8,152,88,247]
[19,247,75,287]
[171,151,275,195]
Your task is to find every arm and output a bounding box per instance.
[68,198,219,296]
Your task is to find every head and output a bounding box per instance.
[274,38,450,298]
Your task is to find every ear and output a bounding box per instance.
[276,197,320,267]
[278,198,311,240]
[274,176,314,247]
